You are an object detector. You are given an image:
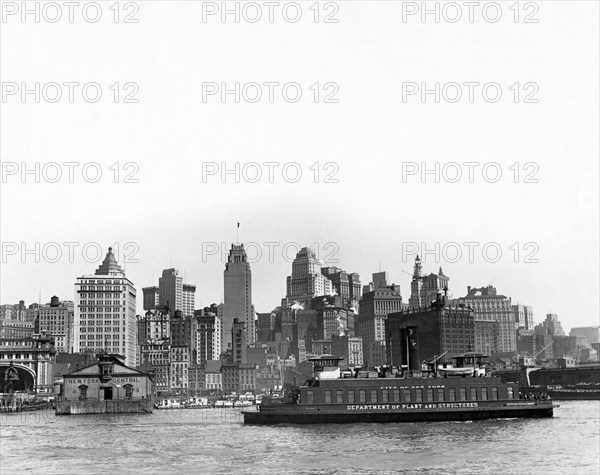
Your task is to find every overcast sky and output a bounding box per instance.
[1,1,598,332]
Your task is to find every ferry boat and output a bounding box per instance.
[546,383,600,400]
[243,354,556,425]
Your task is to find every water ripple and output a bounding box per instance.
[0,402,598,474]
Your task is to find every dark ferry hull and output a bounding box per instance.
[243,401,555,425]
[547,390,600,401]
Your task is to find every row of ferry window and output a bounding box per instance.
[306,386,513,404]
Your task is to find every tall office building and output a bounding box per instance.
[285,247,333,308]
[216,303,224,352]
[513,304,534,330]
[321,266,362,310]
[195,308,222,364]
[232,318,248,364]
[73,247,137,366]
[570,326,600,345]
[182,284,196,316]
[36,296,74,353]
[331,334,364,367]
[256,312,276,342]
[458,285,516,354]
[139,308,170,342]
[474,320,499,356]
[158,268,196,316]
[142,286,159,311]
[358,272,403,367]
[536,314,566,336]
[223,244,254,349]
[0,301,26,321]
[408,256,450,309]
[170,311,195,349]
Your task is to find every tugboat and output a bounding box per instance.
[243,354,556,425]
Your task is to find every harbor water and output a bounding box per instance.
[1,401,598,474]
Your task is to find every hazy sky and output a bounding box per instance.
[1,1,598,332]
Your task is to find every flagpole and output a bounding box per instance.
[406,329,410,375]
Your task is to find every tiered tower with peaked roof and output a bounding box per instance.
[285,247,333,309]
[73,247,137,366]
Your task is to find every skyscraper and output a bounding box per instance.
[158,268,196,316]
[357,272,403,367]
[458,285,516,354]
[285,247,333,308]
[196,313,222,364]
[223,244,254,350]
[182,284,196,316]
[408,256,449,309]
[195,304,223,362]
[536,314,566,336]
[232,318,247,364]
[142,286,159,311]
[73,247,137,366]
[513,304,534,330]
[321,266,362,310]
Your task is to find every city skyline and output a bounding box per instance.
[2,4,598,335]
[1,235,597,333]
[1,1,598,473]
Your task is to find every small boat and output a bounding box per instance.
[155,398,182,409]
[184,397,210,408]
